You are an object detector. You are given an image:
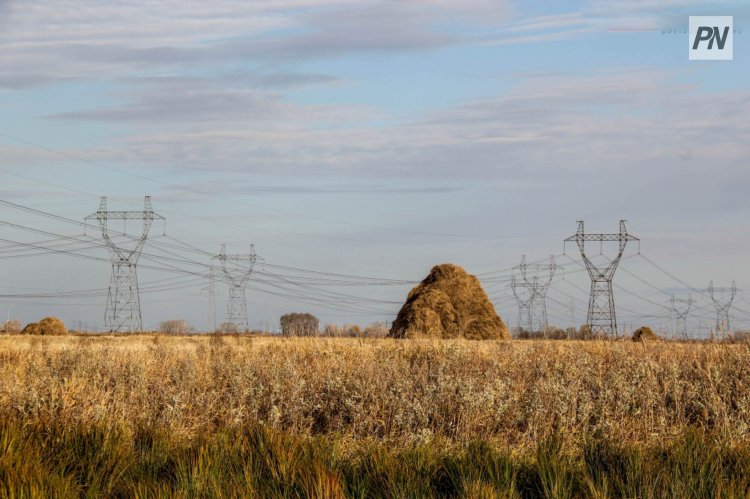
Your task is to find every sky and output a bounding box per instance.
[0,0,749,335]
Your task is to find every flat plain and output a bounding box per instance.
[1,335,749,497]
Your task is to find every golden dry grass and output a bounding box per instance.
[0,335,748,451]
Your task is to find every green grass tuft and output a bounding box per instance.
[1,421,749,498]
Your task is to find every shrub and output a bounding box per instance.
[514,328,539,339]
[514,327,568,340]
[546,326,568,340]
[0,320,21,334]
[323,323,340,337]
[363,322,389,338]
[341,323,361,337]
[575,325,609,340]
[159,320,192,335]
[280,313,319,336]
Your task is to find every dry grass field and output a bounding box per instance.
[1,335,750,497]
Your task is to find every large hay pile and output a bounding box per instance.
[632,326,658,342]
[21,317,68,336]
[390,263,509,340]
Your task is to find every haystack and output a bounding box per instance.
[21,317,67,336]
[390,264,509,340]
[632,326,658,342]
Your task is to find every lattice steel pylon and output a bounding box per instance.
[510,255,560,334]
[565,220,639,337]
[85,196,164,333]
[669,295,693,339]
[510,275,533,333]
[707,281,738,333]
[213,244,259,333]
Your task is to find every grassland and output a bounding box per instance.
[1,335,749,497]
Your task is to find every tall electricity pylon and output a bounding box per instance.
[510,255,560,334]
[565,220,639,337]
[213,244,259,333]
[85,196,164,333]
[669,295,693,339]
[707,281,738,333]
[510,274,533,333]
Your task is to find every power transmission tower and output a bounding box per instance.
[669,295,693,339]
[85,196,164,333]
[707,281,738,334]
[565,220,639,337]
[213,244,259,333]
[510,255,561,335]
[510,275,533,333]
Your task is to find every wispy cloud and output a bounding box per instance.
[3,2,750,217]
[41,66,748,210]
[47,74,371,125]
[1,0,747,91]
[475,12,598,45]
[0,0,515,90]
[154,182,462,203]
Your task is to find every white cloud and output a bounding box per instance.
[39,67,746,204]
[0,0,517,89]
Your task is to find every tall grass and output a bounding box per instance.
[0,335,749,495]
[1,421,749,497]
[2,335,749,446]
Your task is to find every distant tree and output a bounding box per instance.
[546,326,568,340]
[341,323,361,337]
[159,320,192,335]
[514,326,571,340]
[323,323,340,337]
[576,324,593,340]
[575,324,608,340]
[512,327,536,339]
[0,320,21,334]
[280,313,320,336]
[363,322,389,337]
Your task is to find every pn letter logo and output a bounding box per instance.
[689,16,733,60]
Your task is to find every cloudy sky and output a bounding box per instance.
[0,0,749,334]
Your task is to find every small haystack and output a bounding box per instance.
[390,264,509,340]
[21,317,68,336]
[632,326,658,342]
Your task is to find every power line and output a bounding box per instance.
[1,198,422,284]
[0,131,562,242]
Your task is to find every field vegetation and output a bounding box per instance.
[1,335,749,496]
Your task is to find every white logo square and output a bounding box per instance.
[689,16,733,60]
